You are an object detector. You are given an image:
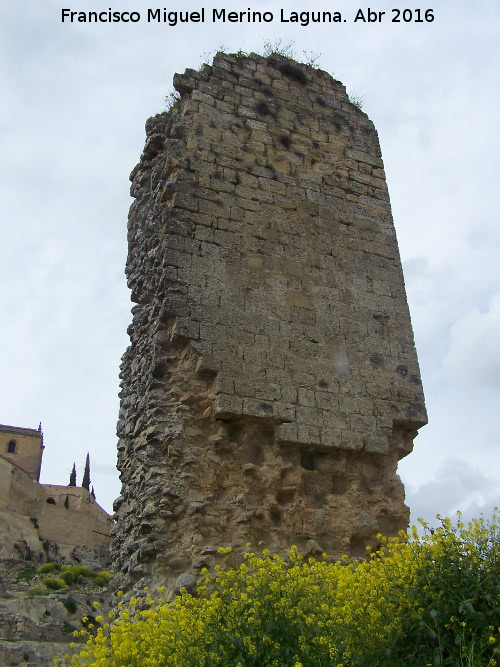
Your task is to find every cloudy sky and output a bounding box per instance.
[1,0,499,527]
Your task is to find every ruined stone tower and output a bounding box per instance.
[112,52,427,591]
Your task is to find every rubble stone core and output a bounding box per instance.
[112,52,427,591]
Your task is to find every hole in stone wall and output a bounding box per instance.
[300,451,315,470]
[269,507,282,525]
[255,101,272,116]
[331,475,349,495]
[140,522,154,534]
[46,498,56,505]
[276,488,295,505]
[226,420,244,441]
[311,453,328,471]
[152,361,169,380]
[279,134,292,149]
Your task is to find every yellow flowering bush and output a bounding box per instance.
[390,511,500,666]
[56,512,500,667]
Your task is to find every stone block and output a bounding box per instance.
[214,393,243,416]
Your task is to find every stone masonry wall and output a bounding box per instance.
[0,456,112,559]
[112,52,427,592]
[0,424,44,482]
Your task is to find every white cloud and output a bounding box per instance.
[444,294,500,389]
[405,457,500,527]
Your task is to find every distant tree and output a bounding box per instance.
[91,486,96,501]
[82,453,91,491]
[69,462,77,487]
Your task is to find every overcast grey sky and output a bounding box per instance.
[1,0,499,527]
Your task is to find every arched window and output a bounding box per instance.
[46,498,56,505]
[7,440,16,453]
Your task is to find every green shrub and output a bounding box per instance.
[37,561,61,574]
[57,512,500,667]
[93,571,112,587]
[390,513,500,666]
[71,566,95,579]
[59,569,77,585]
[43,577,67,591]
[49,565,112,587]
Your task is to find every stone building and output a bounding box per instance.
[0,423,111,560]
[0,423,44,482]
[112,52,427,592]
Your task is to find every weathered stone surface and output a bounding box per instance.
[0,442,112,665]
[0,640,66,667]
[112,52,427,592]
[174,573,197,595]
[0,559,111,667]
[0,426,112,563]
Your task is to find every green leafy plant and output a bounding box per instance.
[263,38,296,59]
[165,89,181,113]
[69,462,77,486]
[37,561,61,574]
[58,565,113,588]
[199,44,228,66]
[348,90,365,110]
[60,569,77,585]
[390,513,500,666]
[82,453,91,491]
[301,49,322,68]
[69,565,95,579]
[43,577,67,591]
[93,571,113,587]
